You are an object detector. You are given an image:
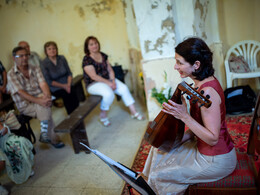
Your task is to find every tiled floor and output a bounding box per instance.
[0,97,148,195]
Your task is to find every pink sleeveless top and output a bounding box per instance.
[190,78,234,156]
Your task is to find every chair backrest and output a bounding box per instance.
[247,92,260,155]
[225,40,260,72]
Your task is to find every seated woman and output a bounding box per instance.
[82,36,144,127]
[0,121,34,189]
[41,41,79,115]
[134,37,237,195]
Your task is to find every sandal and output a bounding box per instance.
[100,117,111,127]
[131,112,144,121]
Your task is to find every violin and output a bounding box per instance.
[145,81,212,152]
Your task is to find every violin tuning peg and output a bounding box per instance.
[181,91,187,96]
[199,103,205,108]
[186,95,191,100]
[195,87,199,90]
[200,90,204,94]
[189,83,193,86]
[206,94,210,99]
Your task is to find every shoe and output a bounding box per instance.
[51,141,65,149]
[100,117,111,127]
[39,132,50,143]
[30,170,35,177]
[131,112,145,121]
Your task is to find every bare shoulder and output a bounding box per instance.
[200,86,221,106]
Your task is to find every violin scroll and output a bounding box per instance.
[178,82,212,108]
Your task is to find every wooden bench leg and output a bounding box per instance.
[70,121,91,154]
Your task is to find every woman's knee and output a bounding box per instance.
[117,83,130,95]
[102,90,115,102]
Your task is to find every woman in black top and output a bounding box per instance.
[82,36,144,126]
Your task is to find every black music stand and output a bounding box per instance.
[79,142,156,195]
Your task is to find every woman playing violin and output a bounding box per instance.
[138,37,237,195]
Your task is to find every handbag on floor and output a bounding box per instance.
[112,64,125,83]
[0,109,21,130]
[0,111,36,154]
[112,64,126,101]
[224,85,256,114]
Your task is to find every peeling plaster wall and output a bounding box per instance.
[132,0,198,120]
[193,0,209,40]
[193,0,225,87]
[133,0,222,120]
[172,0,194,44]
[133,0,178,120]
[0,0,131,77]
[122,0,144,100]
[133,0,176,61]
[122,0,140,49]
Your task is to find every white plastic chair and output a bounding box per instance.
[224,40,260,88]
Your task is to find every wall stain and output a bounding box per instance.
[2,0,53,13]
[85,0,115,18]
[122,0,127,9]
[74,5,85,19]
[151,3,158,9]
[121,0,127,18]
[144,33,167,55]
[167,4,172,11]
[194,0,209,40]
[161,17,175,31]
[151,0,164,9]
[5,0,13,4]
[3,0,119,17]
[202,32,207,40]
[45,4,53,14]
[192,24,197,35]
[195,0,204,18]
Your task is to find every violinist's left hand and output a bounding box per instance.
[162,96,188,120]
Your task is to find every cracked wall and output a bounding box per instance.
[133,0,176,61]
[0,0,131,77]
[132,0,218,120]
